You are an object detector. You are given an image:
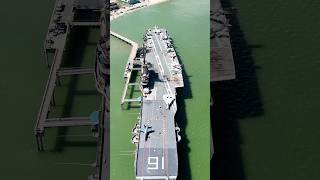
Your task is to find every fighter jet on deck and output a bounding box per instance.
[163,94,175,109]
[139,125,155,141]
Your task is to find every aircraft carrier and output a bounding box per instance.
[119,27,183,180]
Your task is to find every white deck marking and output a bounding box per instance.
[150,33,177,112]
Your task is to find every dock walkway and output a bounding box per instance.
[110,31,141,106]
[34,0,105,151]
[35,1,108,180]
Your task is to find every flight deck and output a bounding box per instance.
[118,27,183,180]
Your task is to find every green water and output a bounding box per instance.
[6,0,319,179]
[110,0,211,179]
[213,0,320,180]
[0,0,100,179]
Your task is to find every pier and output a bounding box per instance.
[34,0,110,180]
[110,31,140,107]
[35,0,105,151]
[34,0,108,179]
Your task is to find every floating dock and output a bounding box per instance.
[120,27,183,180]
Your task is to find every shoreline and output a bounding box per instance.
[111,0,169,21]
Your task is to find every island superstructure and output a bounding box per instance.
[116,27,183,179]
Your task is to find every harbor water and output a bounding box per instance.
[0,0,100,179]
[110,0,211,179]
[213,0,320,180]
[1,0,319,180]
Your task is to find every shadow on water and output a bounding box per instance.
[125,69,142,110]
[174,46,192,180]
[52,27,98,152]
[212,0,264,179]
[126,69,174,110]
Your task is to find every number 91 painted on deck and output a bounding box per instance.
[147,156,165,170]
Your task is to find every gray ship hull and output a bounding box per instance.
[130,27,184,180]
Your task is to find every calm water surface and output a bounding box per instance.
[0,0,100,179]
[110,0,210,179]
[213,0,320,180]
